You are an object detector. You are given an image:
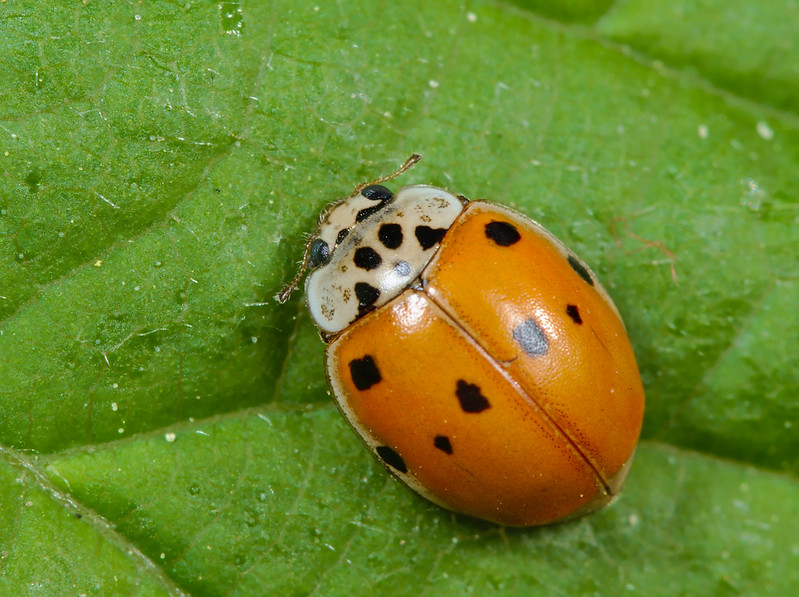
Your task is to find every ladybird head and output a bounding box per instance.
[277,155,468,336]
[303,182,464,335]
[306,183,397,271]
[276,157,421,306]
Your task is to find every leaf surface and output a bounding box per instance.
[1,1,797,594]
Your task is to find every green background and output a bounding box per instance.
[1,0,798,595]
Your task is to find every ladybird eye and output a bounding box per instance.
[361,184,393,201]
[308,238,331,268]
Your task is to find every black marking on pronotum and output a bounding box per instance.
[484,221,521,246]
[379,223,403,249]
[336,229,350,245]
[349,355,382,390]
[356,204,388,222]
[415,226,447,250]
[455,380,491,413]
[354,246,382,271]
[356,185,394,222]
[434,435,453,454]
[354,282,380,313]
[568,255,594,286]
[566,304,583,324]
[513,318,549,357]
[376,445,407,473]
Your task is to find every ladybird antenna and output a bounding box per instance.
[276,238,315,303]
[353,153,422,195]
[276,154,422,304]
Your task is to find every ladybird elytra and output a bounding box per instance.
[278,155,644,527]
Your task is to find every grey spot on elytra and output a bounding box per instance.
[513,318,548,357]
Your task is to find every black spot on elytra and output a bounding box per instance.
[336,229,350,245]
[513,318,549,357]
[415,226,447,250]
[355,282,380,314]
[376,445,407,473]
[568,255,594,286]
[434,435,453,454]
[354,246,382,271]
[361,184,393,201]
[349,355,382,390]
[566,304,582,324]
[379,223,403,249]
[456,380,491,413]
[485,221,520,246]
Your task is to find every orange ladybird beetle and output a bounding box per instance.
[278,155,644,527]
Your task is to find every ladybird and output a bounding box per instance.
[278,155,644,527]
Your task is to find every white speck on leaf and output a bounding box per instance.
[756,121,774,140]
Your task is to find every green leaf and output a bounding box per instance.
[1,0,797,594]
